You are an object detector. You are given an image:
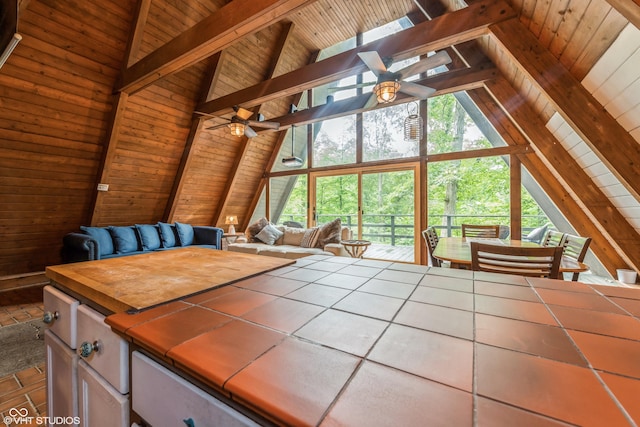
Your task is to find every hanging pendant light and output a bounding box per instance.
[404,102,423,141]
[282,125,303,167]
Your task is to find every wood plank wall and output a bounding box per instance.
[0,0,136,274]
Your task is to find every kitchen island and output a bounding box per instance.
[45,249,640,426]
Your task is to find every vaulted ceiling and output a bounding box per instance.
[1,0,639,277]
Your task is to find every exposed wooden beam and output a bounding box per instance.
[122,0,151,68]
[267,64,497,129]
[196,0,516,117]
[117,0,316,94]
[165,52,225,222]
[214,23,297,227]
[605,0,640,30]
[426,144,530,163]
[89,92,129,226]
[490,18,640,203]
[476,80,639,273]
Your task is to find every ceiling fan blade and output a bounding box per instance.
[363,93,378,109]
[235,106,254,120]
[398,81,436,99]
[328,82,376,92]
[205,123,229,131]
[397,51,452,80]
[244,126,258,138]
[357,51,387,76]
[247,120,280,130]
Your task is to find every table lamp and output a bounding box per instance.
[225,215,238,234]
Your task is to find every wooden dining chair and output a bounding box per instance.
[470,242,563,279]
[421,227,441,267]
[541,230,566,248]
[461,224,500,238]
[562,234,592,281]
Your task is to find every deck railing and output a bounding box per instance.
[278,214,549,246]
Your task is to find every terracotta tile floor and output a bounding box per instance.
[0,287,46,426]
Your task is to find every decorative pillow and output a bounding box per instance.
[80,226,114,256]
[282,226,306,246]
[255,223,284,245]
[135,224,161,251]
[315,218,342,248]
[157,222,177,248]
[108,226,139,254]
[300,227,320,248]
[175,222,194,246]
[247,217,269,242]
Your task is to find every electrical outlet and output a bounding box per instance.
[97,183,109,192]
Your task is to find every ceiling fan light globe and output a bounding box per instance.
[229,122,245,137]
[374,81,399,103]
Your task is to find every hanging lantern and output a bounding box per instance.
[403,102,423,141]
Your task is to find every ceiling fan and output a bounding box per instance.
[200,106,280,138]
[331,50,452,108]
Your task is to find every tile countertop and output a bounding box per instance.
[105,255,640,427]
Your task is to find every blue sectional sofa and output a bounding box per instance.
[61,222,223,263]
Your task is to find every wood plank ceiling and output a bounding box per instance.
[0,0,638,277]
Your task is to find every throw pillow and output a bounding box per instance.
[157,222,177,248]
[255,223,284,245]
[315,218,342,248]
[247,217,269,242]
[80,226,114,256]
[282,226,306,246]
[108,226,139,254]
[135,224,161,251]
[175,222,195,246]
[300,227,320,248]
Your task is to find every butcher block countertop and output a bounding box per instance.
[45,247,294,313]
[97,254,640,426]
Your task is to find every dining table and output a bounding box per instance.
[433,237,589,276]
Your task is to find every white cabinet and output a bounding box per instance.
[132,352,259,427]
[77,360,129,427]
[44,330,78,426]
[44,285,129,427]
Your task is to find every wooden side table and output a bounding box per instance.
[222,233,244,250]
[341,239,371,258]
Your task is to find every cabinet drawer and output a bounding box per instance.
[77,360,129,427]
[43,285,79,349]
[132,352,259,427]
[77,305,129,394]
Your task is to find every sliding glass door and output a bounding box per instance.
[311,165,417,262]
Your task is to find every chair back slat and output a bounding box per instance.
[562,234,592,281]
[541,230,566,247]
[470,242,563,279]
[421,227,440,267]
[461,224,500,238]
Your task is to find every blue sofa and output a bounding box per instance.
[61,222,223,263]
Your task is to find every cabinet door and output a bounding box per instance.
[45,330,79,427]
[132,352,260,427]
[77,360,129,427]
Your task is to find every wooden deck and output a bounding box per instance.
[363,244,415,263]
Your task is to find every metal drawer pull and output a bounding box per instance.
[183,418,195,427]
[42,311,59,324]
[79,340,100,358]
